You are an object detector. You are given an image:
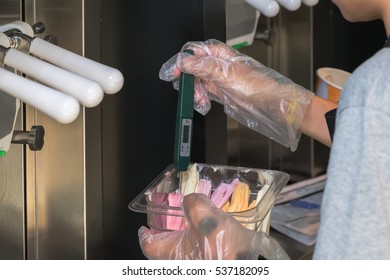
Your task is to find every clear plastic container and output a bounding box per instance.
[129,163,290,232]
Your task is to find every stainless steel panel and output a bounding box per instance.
[271,7,330,180]
[83,0,104,260]
[0,121,24,260]
[227,15,272,169]
[227,7,330,181]
[21,0,227,260]
[0,0,25,260]
[25,0,86,259]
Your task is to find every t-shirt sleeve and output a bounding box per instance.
[325,108,337,142]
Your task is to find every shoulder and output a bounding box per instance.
[353,48,390,80]
[338,48,390,116]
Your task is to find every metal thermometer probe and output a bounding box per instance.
[174,49,194,183]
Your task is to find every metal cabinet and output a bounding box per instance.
[0,0,227,260]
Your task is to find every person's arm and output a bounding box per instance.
[160,39,314,151]
[299,95,337,147]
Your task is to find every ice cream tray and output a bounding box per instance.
[129,163,290,231]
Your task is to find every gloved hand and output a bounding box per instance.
[160,39,314,151]
[139,193,290,260]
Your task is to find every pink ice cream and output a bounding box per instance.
[210,178,239,208]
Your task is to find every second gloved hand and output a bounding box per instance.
[139,193,290,260]
[159,39,314,151]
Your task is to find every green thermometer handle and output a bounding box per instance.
[174,49,194,172]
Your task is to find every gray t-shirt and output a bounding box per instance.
[313,47,390,259]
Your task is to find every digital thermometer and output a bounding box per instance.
[174,49,194,172]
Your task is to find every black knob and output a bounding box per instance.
[31,22,46,34]
[12,125,45,151]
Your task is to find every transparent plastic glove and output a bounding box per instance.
[159,39,314,151]
[138,193,290,260]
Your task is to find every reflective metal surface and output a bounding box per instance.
[25,0,86,259]
[20,0,226,260]
[0,0,25,260]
